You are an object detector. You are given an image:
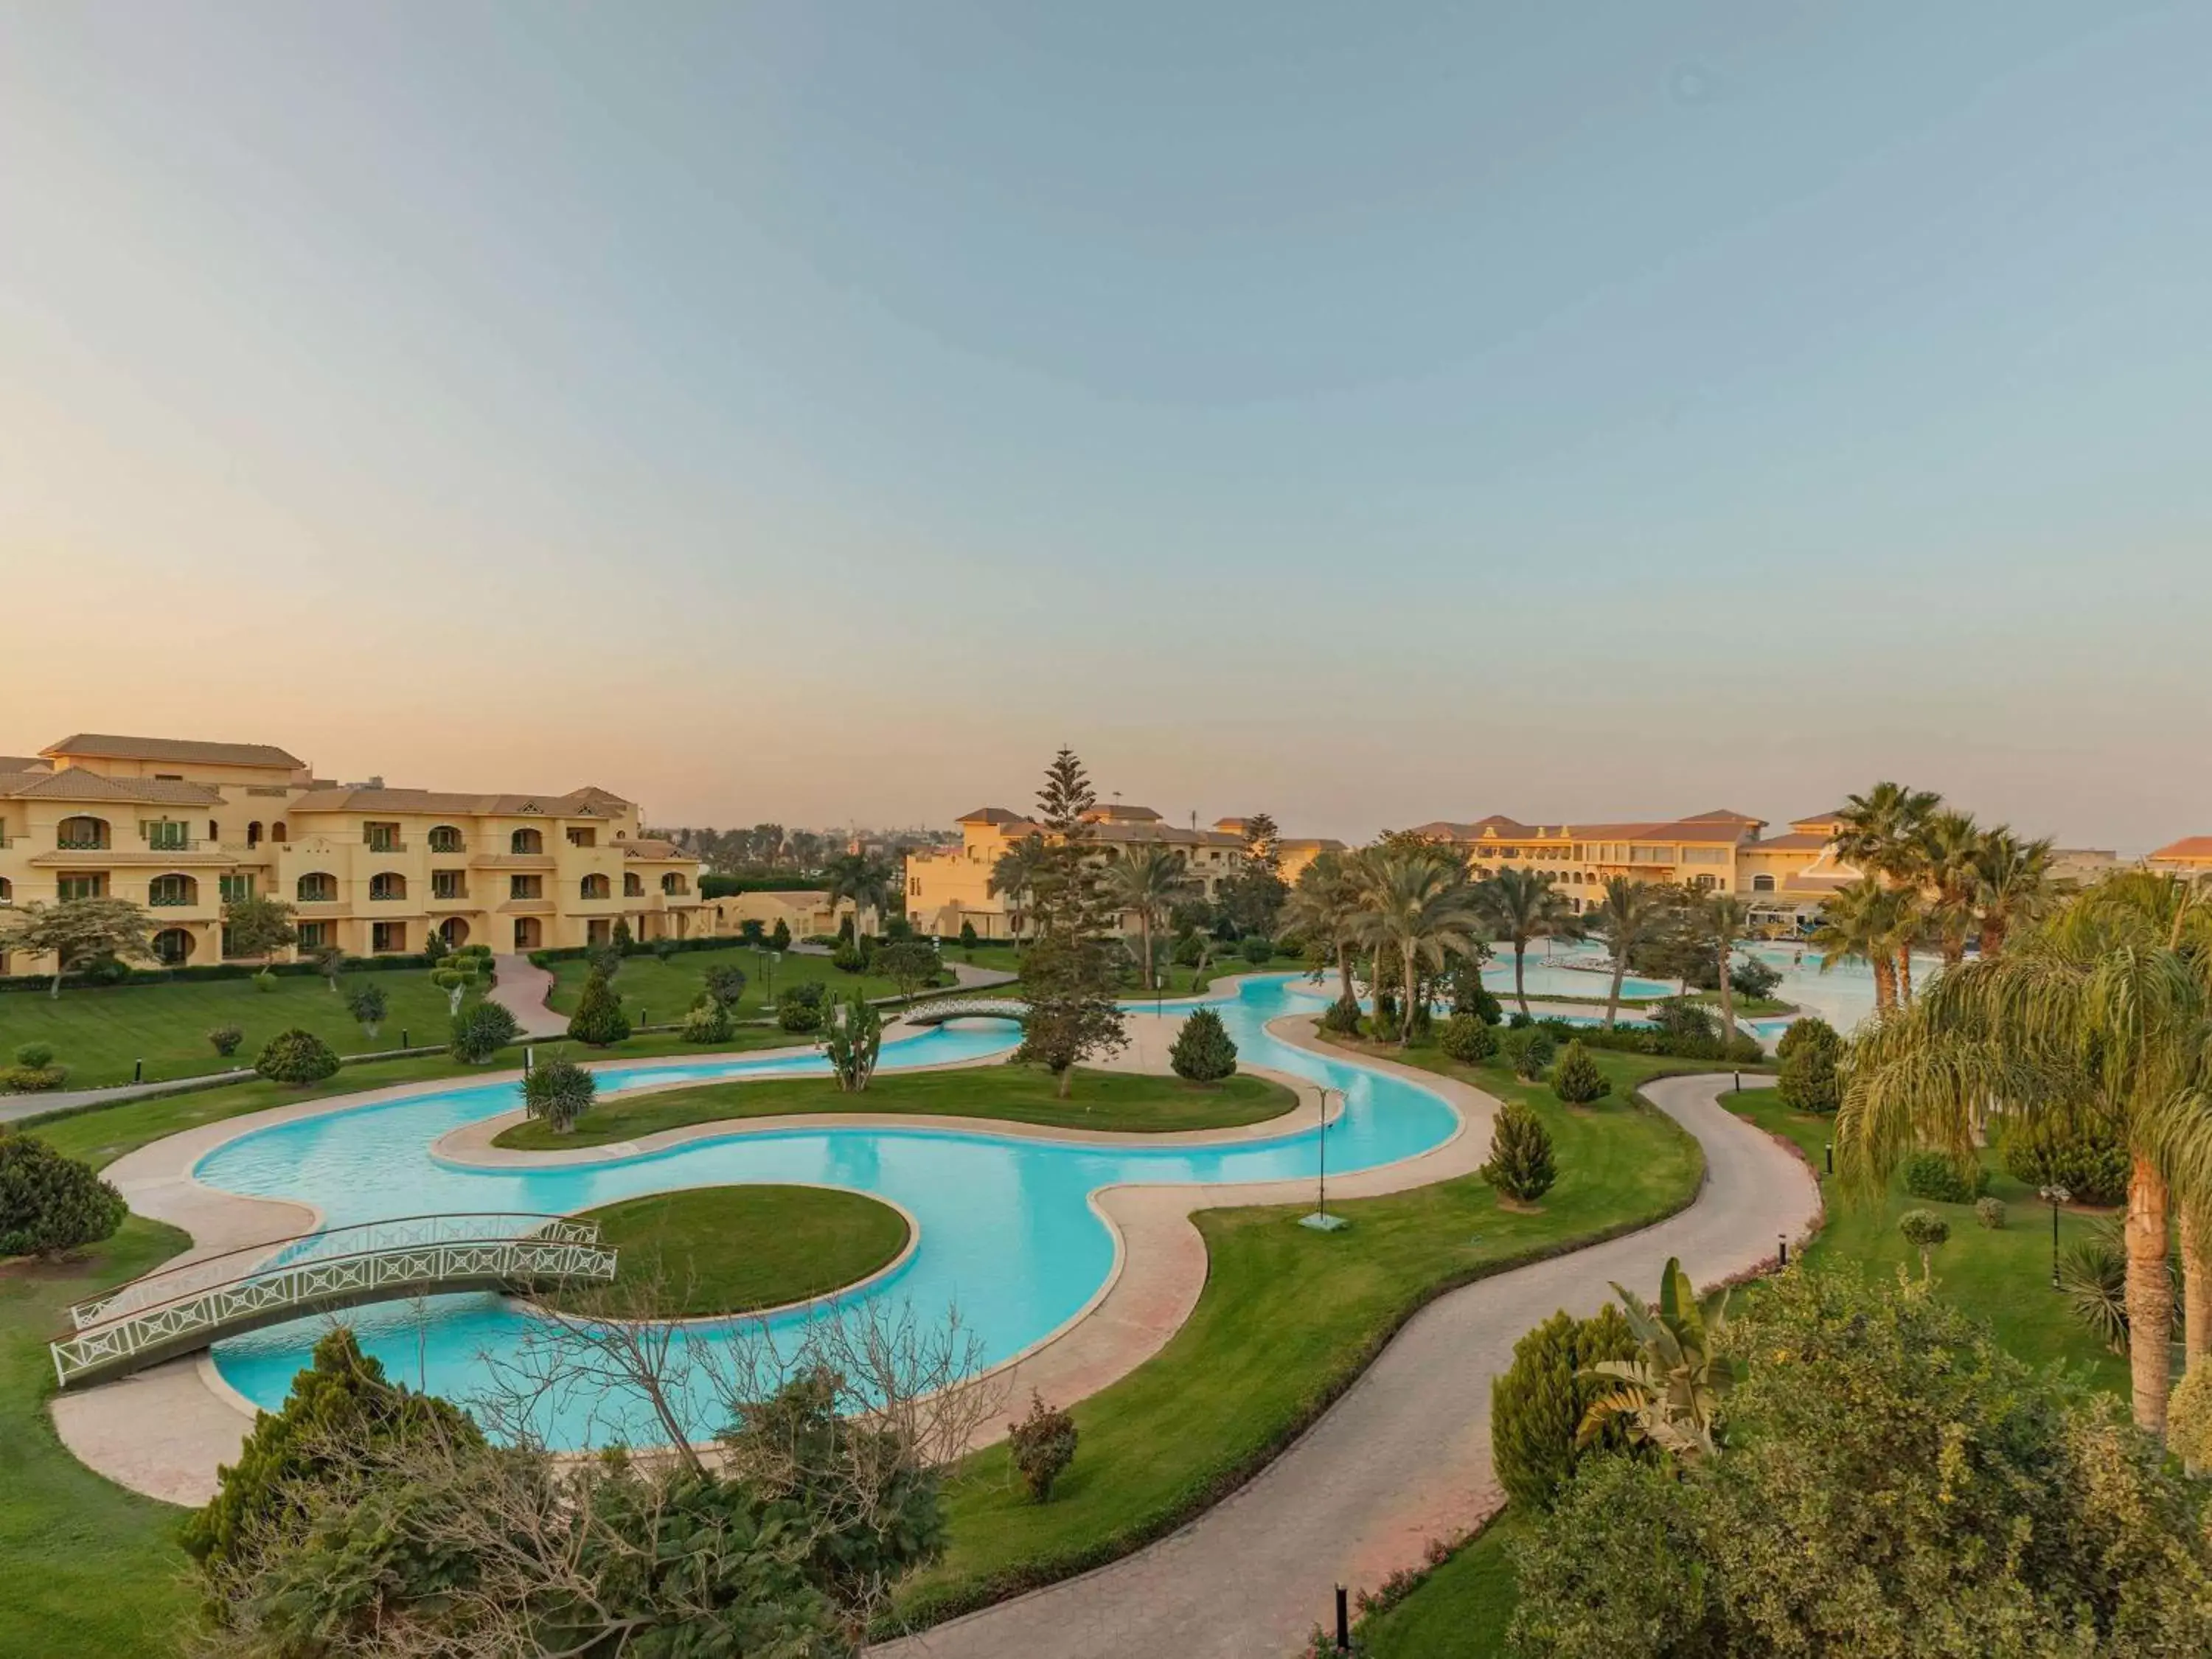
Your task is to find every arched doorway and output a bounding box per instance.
[512,917,542,950]
[439,917,471,949]
[153,928,196,965]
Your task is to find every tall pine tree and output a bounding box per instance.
[1016,748,1128,1097]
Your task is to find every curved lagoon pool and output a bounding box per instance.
[194,975,1458,1445]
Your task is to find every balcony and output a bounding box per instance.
[470,852,557,870]
[498,897,557,915]
[58,835,111,851]
[364,840,408,855]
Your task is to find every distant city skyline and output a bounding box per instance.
[5,4,2208,851]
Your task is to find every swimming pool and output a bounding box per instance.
[192,975,1458,1447]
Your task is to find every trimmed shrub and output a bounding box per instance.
[1239,935,1274,966]
[15,1043,55,1070]
[959,920,979,950]
[681,1000,734,1043]
[777,987,824,1033]
[1549,1040,1611,1105]
[1439,1013,1499,1065]
[567,970,632,1047]
[347,983,387,1040]
[251,968,279,993]
[1,1063,68,1093]
[1902,1151,1988,1204]
[1319,995,1363,1035]
[449,1000,521,1064]
[254,1028,340,1086]
[1776,1017,1843,1114]
[2000,1113,2129,1208]
[700,963,749,1009]
[831,940,870,974]
[206,1024,245,1057]
[1492,1304,1638,1512]
[1898,1208,1950,1277]
[1169,1006,1239,1083]
[0,1133,126,1258]
[1481,1099,1557,1203]
[650,937,678,962]
[1975,1197,2006,1229]
[769,918,792,951]
[2168,1363,2212,1475]
[522,1054,596,1134]
[1500,1026,1557,1082]
[180,1328,481,1578]
[1006,1391,1078,1503]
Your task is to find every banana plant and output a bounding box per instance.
[821,991,883,1093]
[1576,1256,1745,1459]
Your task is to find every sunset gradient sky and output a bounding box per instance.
[4,3,2208,849]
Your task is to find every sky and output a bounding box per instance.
[4,3,2208,850]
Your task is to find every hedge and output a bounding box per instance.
[0,953,440,995]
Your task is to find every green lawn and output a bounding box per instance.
[546,946,981,1023]
[1722,1086,2127,1391]
[1354,1082,2132,1657]
[0,1218,199,1659]
[0,970,483,1090]
[494,1064,1299,1151]
[888,1045,1707,1630]
[557,1185,910,1318]
[1364,1509,1528,1659]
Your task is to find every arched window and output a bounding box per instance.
[149,873,198,908]
[246,821,263,848]
[57,815,109,850]
[662,873,689,896]
[152,928,195,964]
[428,825,465,854]
[510,827,543,855]
[580,874,611,900]
[369,872,407,901]
[438,917,470,948]
[298,872,338,902]
[624,873,644,897]
[1752,874,1775,892]
[272,821,288,844]
[0,876,12,902]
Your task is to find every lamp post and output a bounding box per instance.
[1301,1089,1348,1231]
[2039,1185,2071,1290]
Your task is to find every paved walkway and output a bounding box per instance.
[869,1073,1820,1659]
[0,1070,249,1125]
[487,953,573,1037]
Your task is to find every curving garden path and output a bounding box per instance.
[870,1073,1821,1659]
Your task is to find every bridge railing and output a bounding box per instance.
[902,996,1030,1026]
[68,1212,604,1331]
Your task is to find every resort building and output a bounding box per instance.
[697,887,869,943]
[0,733,703,973]
[903,804,1267,939]
[2146,838,2212,878]
[1409,809,1856,931]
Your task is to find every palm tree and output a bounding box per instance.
[1972,828,2056,959]
[1840,873,2212,1434]
[1355,849,1485,1047]
[1586,877,1667,1030]
[1832,781,1941,1000]
[989,835,1049,945]
[1475,867,1578,1017]
[1919,808,1983,970]
[1811,877,1915,1015]
[820,852,895,937]
[1102,846,1194,991]
[1700,891,1750,1037]
[1281,849,1366,1017]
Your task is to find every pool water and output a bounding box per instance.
[194,975,1458,1446]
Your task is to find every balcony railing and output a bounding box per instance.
[431,886,469,902]
[369,890,408,902]
[148,893,198,908]
[57,836,111,851]
[364,841,408,854]
[427,839,467,855]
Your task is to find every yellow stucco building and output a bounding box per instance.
[1410,808,1856,931]
[2146,838,2212,879]
[0,734,703,973]
[904,803,1307,939]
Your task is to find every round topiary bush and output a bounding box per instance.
[831,941,870,975]
[0,1133,126,1259]
[1239,935,1274,966]
[566,970,632,1047]
[1549,1040,1611,1105]
[1899,1208,1951,1277]
[254,1028,340,1086]
[1439,1014,1499,1065]
[681,1000,734,1044]
[14,1043,55,1071]
[777,988,824,1034]
[1975,1197,2007,1230]
[450,1000,522,1064]
[206,1025,244,1057]
[1169,1006,1238,1083]
[1481,1099,1557,1203]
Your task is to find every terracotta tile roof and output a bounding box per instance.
[0,757,49,773]
[1439,815,1754,846]
[43,733,305,769]
[0,765,223,805]
[1091,821,1242,848]
[1085,804,1164,823]
[2148,836,2212,863]
[288,785,627,817]
[1750,831,1832,851]
[956,806,1024,826]
[1278,837,1347,852]
[1681,808,1765,826]
[619,838,689,860]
